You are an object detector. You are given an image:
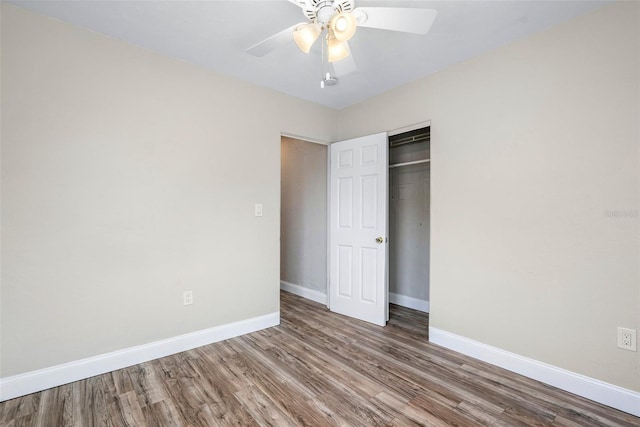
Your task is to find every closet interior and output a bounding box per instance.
[388,127,431,312]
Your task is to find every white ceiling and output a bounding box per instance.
[10,0,611,109]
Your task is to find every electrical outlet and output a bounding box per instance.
[183,290,193,306]
[617,327,636,351]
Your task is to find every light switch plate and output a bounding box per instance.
[255,203,263,217]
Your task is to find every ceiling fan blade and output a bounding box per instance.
[287,0,307,9]
[331,44,357,76]
[246,23,305,57]
[353,7,437,34]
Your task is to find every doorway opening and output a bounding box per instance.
[388,126,431,314]
[280,126,430,326]
[280,136,329,306]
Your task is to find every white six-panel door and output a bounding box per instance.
[329,133,388,326]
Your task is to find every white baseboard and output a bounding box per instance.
[389,292,430,313]
[280,284,428,313]
[280,280,327,305]
[0,312,280,402]
[429,327,640,417]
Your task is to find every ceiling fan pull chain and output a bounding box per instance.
[321,29,325,88]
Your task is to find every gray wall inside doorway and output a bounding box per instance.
[280,137,328,294]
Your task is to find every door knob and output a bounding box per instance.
[376,237,384,244]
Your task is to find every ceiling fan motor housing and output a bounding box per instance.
[300,0,354,23]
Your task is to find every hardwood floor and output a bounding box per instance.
[1,291,637,426]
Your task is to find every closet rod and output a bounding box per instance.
[389,135,429,149]
[389,159,431,169]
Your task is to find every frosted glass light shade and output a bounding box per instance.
[293,23,322,53]
[329,12,357,41]
[327,33,350,62]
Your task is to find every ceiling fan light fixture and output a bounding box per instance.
[327,32,350,62]
[330,12,357,41]
[293,23,322,53]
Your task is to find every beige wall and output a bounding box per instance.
[0,4,338,377]
[280,137,328,293]
[338,1,639,391]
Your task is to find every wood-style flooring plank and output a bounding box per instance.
[1,290,638,426]
[112,390,146,426]
[0,392,39,424]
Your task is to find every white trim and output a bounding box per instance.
[280,281,327,305]
[326,147,332,310]
[388,121,431,137]
[0,312,280,402]
[389,293,430,313]
[281,132,330,146]
[429,327,640,417]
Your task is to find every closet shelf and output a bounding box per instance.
[389,159,431,169]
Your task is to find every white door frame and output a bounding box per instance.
[388,121,431,137]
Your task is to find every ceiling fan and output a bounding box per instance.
[246,0,437,80]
